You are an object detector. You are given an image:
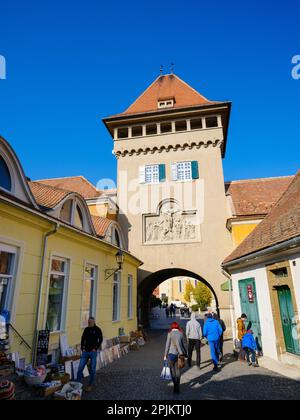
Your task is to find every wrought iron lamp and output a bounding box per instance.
[105,251,125,280]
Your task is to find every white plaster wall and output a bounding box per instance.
[289,253,300,317]
[231,266,278,361]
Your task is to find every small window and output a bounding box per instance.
[0,246,17,313]
[271,268,288,278]
[160,122,172,134]
[74,205,84,230]
[0,156,12,191]
[206,116,218,128]
[145,165,159,184]
[191,119,203,130]
[128,275,133,319]
[112,272,121,322]
[112,228,121,247]
[117,127,129,139]
[177,162,192,181]
[82,264,97,327]
[175,120,187,132]
[158,99,174,109]
[146,124,157,136]
[60,200,72,224]
[132,126,143,137]
[46,257,69,332]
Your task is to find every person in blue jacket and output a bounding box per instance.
[242,330,258,367]
[203,313,223,371]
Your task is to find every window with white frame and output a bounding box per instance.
[128,275,133,319]
[81,264,98,327]
[140,164,166,184]
[0,245,17,314]
[145,165,159,184]
[46,257,69,332]
[171,161,199,182]
[177,162,192,181]
[158,99,174,109]
[112,272,121,322]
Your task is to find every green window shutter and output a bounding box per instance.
[191,161,199,179]
[159,164,166,182]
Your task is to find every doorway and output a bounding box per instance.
[277,286,300,356]
[239,278,262,350]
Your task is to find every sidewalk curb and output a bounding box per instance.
[258,357,300,382]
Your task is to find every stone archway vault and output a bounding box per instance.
[138,268,220,327]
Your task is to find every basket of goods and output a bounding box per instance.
[24,365,47,386]
[0,380,15,400]
[54,382,83,400]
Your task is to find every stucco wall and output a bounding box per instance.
[231,266,278,360]
[0,201,138,362]
[117,142,234,310]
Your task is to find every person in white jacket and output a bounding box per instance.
[186,312,202,368]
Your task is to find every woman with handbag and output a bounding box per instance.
[164,322,187,394]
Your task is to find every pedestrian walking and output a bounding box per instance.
[77,317,103,392]
[166,306,170,319]
[213,313,226,361]
[169,304,175,318]
[186,312,202,368]
[237,313,248,361]
[242,329,258,367]
[164,322,187,394]
[203,313,223,372]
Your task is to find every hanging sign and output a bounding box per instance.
[247,285,255,303]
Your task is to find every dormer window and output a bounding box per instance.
[158,98,175,109]
[59,199,84,230]
[0,155,12,191]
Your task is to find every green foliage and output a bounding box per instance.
[184,280,195,303]
[191,305,200,312]
[193,283,212,311]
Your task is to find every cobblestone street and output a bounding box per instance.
[83,316,300,401]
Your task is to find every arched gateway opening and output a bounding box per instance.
[138,268,220,327]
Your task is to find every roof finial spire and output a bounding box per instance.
[160,65,164,76]
[170,63,175,74]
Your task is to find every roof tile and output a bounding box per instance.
[224,171,300,264]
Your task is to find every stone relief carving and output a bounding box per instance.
[144,203,198,244]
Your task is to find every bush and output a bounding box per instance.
[191,305,199,312]
[193,283,212,312]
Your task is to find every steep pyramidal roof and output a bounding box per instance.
[116,74,220,117]
[224,170,300,264]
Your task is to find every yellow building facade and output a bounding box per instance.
[0,136,141,364]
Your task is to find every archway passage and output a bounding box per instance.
[138,268,220,327]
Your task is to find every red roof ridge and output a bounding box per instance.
[225,175,294,186]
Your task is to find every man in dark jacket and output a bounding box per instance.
[77,317,103,391]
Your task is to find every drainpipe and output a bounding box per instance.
[32,223,60,365]
[222,269,236,342]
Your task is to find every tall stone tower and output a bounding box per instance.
[103,73,234,325]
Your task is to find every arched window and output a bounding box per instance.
[60,200,72,223]
[74,205,83,230]
[0,155,12,191]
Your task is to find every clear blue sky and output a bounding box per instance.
[0,0,299,185]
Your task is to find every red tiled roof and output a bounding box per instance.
[226,176,294,217]
[29,181,71,209]
[91,215,113,237]
[36,176,101,199]
[224,171,300,264]
[111,74,219,117]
